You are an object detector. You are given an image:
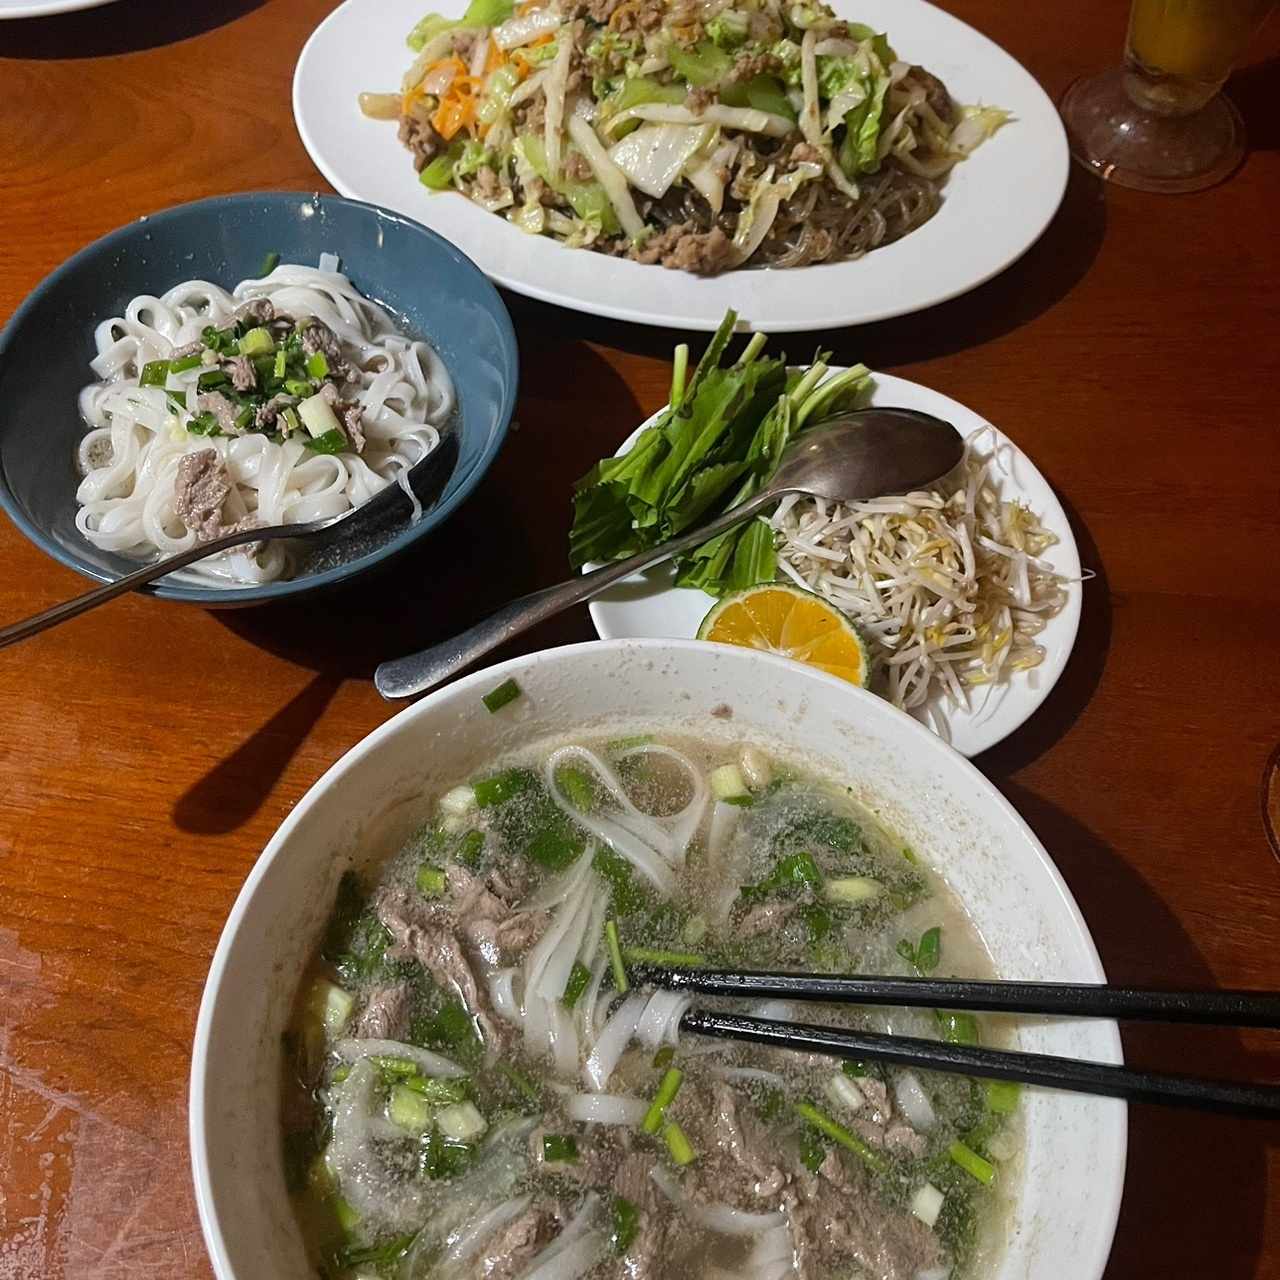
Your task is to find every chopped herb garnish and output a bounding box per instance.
[482,678,522,713]
[542,1133,579,1163]
[140,360,169,387]
[561,960,592,1009]
[303,428,348,455]
[259,250,281,276]
[610,1196,639,1254]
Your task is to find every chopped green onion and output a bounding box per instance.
[793,1101,888,1174]
[605,920,628,993]
[140,360,169,387]
[273,348,288,379]
[824,876,882,904]
[610,1196,639,1254]
[233,406,254,432]
[710,763,748,800]
[437,1101,487,1142]
[303,428,348,455]
[259,250,280,276]
[280,406,300,435]
[473,768,534,808]
[403,1075,469,1104]
[170,353,203,373]
[652,1046,675,1069]
[662,1121,696,1166]
[306,351,330,379]
[948,1139,996,1185]
[196,369,229,391]
[239,326,275,357]
[388,1084,433,1133]
[456,829,485,869]
[641,1067,684,1134]
[842,1060,868,1079]
[333,1196,360,1232]
[985,1079,1021,1114]
[562,961,592,1009]
[936,1010,980,1046]
[797,1124,825,1172]
[417,865,447,897]
[622,946,706,968]
[555,764,599,812]
[496,1063,540,1106]
[284,377,313,398]
[723,794,754,807]
[372,1055,419,1076]
[482,678,522,713]
[542,1133,579,1163]
[669,343,689,408]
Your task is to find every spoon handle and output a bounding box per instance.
[0,524,285,650]
[374,488,782,700]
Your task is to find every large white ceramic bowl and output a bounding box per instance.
[190,640,1125,1280]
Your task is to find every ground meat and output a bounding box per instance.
[225,355,256,392]
[173,449,230,542]
[562,0,623,20]
[631,223,735,275]
[255,392,296,431]
[609,0,665,32]
[784,1164,943,1280]
[477,1205,558,1280]
[686,85,716,113]
[195,390,241,435]
[909,66,955,123]
[563,150,593,183]
[232,297,276,325]
[398,110,443,172]
[726,51,782,84]
[515,91,547,137]
[169,339,203,360]
[352,983,409,1040]
[474,165,502,198]
[738,901,796,938]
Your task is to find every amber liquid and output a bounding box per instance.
[1125,0,1273,113]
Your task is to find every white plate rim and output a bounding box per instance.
[292,0,1069,332]
[0,0,118,16]
[586,372,1083,757]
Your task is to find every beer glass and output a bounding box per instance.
[1060,0,1274,192]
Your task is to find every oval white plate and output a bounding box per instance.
[294,0,1068,332]
[588,373,1083,757]
[0,0,117,14]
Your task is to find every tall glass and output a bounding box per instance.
[1060,0,1274,192]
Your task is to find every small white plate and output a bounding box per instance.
[587,373,1082,757]
[0,0,118,16]
[293,0,1068,332]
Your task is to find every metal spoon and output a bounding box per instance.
[0,435,457,649]
[374,407,963,701]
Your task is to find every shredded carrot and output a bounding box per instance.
[484,36,504,74]
[431,69,482,140]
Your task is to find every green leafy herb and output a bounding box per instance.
[542,1133,579,1163]
[303,428,348,455]
[610,1196,640,1254]
[259,250,281,277]
[562,961,593,1009]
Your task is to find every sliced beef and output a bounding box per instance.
[352,983,409,1040]
[233,297,276,325]
[169,339,204,360]
[225,355,257,392]
[738,901,795,938]
[340,401,366,453]
[449,865,548,968]
[883,1122,927,1157]
[195,390,241,435]
[478,1204,558,1280]
[173,449,230,542]
[398,110,444,172]
[708,1080,788,1196]
[784,1163,944,1280]
[375,886,502,1051]
[255,392,297,431]
[299,318,344,364]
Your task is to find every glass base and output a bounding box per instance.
[1060,68,1245,193]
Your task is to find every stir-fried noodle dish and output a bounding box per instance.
[361,0,1009,274]
[284,730,1020,1279]
[76,259,452,586]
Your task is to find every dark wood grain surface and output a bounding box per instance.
[1,0,1278,1275]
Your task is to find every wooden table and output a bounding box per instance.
[2,0,1278,1275]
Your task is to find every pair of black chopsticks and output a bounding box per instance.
[628,966,1280,1117]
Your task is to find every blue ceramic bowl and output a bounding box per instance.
[0,192,517,605]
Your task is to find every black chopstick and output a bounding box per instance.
[681,1009,1280,1118]
[630,966,1280,1028]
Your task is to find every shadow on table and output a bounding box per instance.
[208,338,640,675]
[0,0,263,58]
[1227,55,1280,153]
[503,163,1107,370]
[977,488,1111,775]
[1000,785,1279,1280]
[173,671,342,835]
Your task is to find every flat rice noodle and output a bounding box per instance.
[582,992,647,1090]
[332,1038,466,1078]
